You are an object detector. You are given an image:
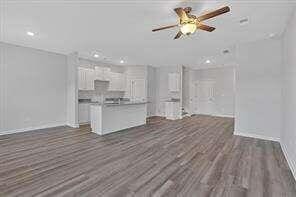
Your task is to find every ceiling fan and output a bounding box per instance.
[152,6,230,39]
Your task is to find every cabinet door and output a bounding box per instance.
[175,74,180,91]
[78,68,86,90]
[131,79,145,101]
[165,102,171,118]
[173,102,181,118]
[102,67,111,81]
[108,72,117,91]
[90,69,95,90]
[78,103,90,123]
[168,73,180,92]
[165,102,181,120]
[119,73,126,91]
[108,72,126,91]
[85,69,95,90]
[94,66,103,81]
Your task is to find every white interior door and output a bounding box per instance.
[194,80,215,115]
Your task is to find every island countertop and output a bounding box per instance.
[90,102,147,135]
[90,101,148,107]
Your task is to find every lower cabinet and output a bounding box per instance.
[78,103,90,124]
[165,101,181,120]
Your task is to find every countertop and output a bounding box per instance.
[79,101,100,104]
[90,101,148,107]
[78,99,100,104]
[164,99,180,103]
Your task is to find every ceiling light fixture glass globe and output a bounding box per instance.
[180,23,197,35]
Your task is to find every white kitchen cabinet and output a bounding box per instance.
[94,66,111,81]
[168,73,180,92]
[78,67,85,90]
[78,67,95,90]
[165,101,181,120]
[129,79,146,101]
[79,103,90,124]
[86,69,95,90]
[108,72,126,91]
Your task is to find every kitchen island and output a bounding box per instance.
[90,102,147,135]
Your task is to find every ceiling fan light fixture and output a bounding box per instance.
[152,6,230,39]
[180,23,197,35]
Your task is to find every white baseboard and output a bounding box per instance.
[155,113,165,117]
[213,114,235,118]
[0,122,66,136]
[78,122,90,126]
[280,142,296,181]
[234,131,280,142]
[189,113,234,118]
[66,123,79,128]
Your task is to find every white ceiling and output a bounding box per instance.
[1,0,295,67]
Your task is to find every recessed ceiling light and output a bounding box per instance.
[120,60,124,64]
[27,31,35,36]
[239,18,249,25]
[206,60,211,64]
[269,33,275,38]
[93,54,99,58]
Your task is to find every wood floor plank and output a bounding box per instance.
[0,115,295,197]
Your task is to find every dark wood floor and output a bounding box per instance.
[0,115,295,197]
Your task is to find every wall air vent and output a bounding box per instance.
[239,18,249,25]
[223,50,230,54]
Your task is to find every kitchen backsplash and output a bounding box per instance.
[78,81,125,101]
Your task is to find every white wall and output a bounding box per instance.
[182,67,191,114]
[147,66,157,117]
[0,42,67,134]
[66,52,79,127]
[282,10,296,179]
[235,38,283,141]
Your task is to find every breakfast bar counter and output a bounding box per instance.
[90,102,147,135]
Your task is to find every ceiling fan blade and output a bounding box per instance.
[197,23,216,32]
[197,6,230,22]
[152,24,178,32]
[174,31,183,39]
[174,7,189,20]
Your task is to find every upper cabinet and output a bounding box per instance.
[94,66,111,81]
[78,67,95,90]
[129,79,146,102]
[78,66,126,92]
[168,73,180,92]
[108,72,126,91]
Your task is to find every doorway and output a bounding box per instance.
[190,80,215,115]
